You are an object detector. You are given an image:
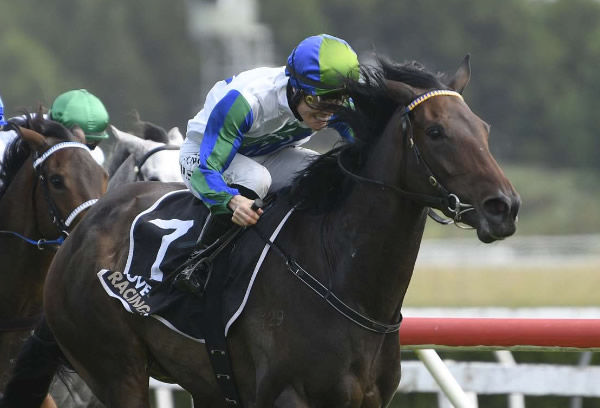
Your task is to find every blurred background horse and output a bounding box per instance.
[106,122,183,190]
[0,115,108,392]
[0,116,183,408]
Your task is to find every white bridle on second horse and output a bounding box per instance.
[107,125,183,190]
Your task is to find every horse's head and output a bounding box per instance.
[18,121,108,231]
[380,55,520,242]
[107,125,181,190]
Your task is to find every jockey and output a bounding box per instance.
[48,89,110,165]
[0,96,18,173]
[180,34,359,248]
[0,96,6,127]
[2,89,110,166]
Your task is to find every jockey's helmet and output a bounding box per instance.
[49,89,110,142]
[286,34,359,98]
[0,96,7,126]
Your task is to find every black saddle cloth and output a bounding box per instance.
[97,189,290,340]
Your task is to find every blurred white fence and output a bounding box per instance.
[399,354,600,408]
[416,234,600,266]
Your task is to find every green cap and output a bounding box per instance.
[49,89,109,141]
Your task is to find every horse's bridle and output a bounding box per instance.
[134,144,180,181]
[337,89,474,227]
[0,142,100,249]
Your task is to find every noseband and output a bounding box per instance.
[0,142,100,249]
[338,89,474,226]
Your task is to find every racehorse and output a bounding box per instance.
[3,55,519,407]
[0,115,108,393]
[105,123,182,190]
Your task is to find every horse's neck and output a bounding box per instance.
[107,156,136,190]
[105,146,131,177]
[323,185,427,324]
[323,127,428,323]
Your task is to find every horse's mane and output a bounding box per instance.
[134,120,170,144]
[287,57,447,212]
[130,111,170,144]
[0,111,75,198]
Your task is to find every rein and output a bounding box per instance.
[251,208,402,334]
[337,89,474,226]
[134,144,180,181]
[0,142,99,249]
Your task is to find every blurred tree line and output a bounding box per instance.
[0,0,199,132]
[261,0,600,170]
[1,0,599,170]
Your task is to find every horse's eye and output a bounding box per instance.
[426,126,444,140]
[49,175,65,189]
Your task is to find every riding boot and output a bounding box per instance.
[196,213,234,250]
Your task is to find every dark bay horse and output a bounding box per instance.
[6,56,519,407]
[0,116,108,392]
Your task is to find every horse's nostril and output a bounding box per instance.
[483,197,509,220]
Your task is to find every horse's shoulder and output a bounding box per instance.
[81,182,185,235]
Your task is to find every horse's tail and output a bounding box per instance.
[0,317,64,408]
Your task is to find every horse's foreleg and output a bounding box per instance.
[271,386,310,408]
[101,376,150,408]
[40,394,56,408]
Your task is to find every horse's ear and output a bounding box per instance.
[19,127,48,151]
[111,125,139,145]
[110,125,125,141]
[167,127,184,146]
[384,80,419,105]
[448,54,471,94]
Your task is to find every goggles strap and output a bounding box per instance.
[286,81,304,121]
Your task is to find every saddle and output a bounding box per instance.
[172,198,264,297]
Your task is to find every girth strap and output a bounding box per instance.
[203,281,244,406]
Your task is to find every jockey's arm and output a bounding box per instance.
[190,90,254,215]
